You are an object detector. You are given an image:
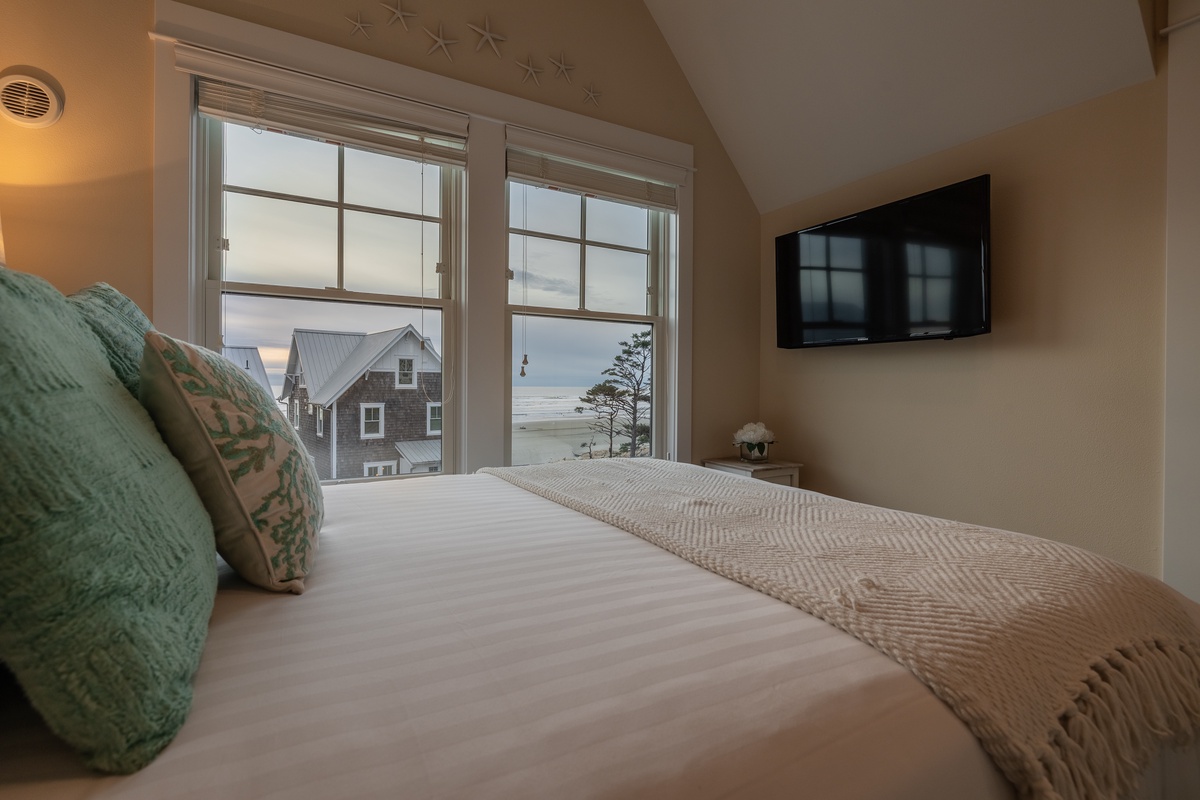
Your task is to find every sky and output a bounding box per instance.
[222,294,649,399]
[219,121,658,400]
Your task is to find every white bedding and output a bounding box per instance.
[1,474,1196,799]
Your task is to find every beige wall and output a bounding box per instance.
[0,0,759,463]
[0,1,155,305]
[761,76,1167,574]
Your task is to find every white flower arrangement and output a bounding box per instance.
[733,421,775,457]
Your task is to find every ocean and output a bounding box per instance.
[511,386,592,422]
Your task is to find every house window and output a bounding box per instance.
[507,176,673,465]
[197,91,459,478]
[361,403,384,438]
[316,406,324,437]
[159,18,693,473]
[396,357,415,388]
[364,461,396,478]
[427,402,442,436]
[291,399,300,429]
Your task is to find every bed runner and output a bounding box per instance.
[480,459,1200,800]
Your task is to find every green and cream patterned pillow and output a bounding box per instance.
[139,330,323,593]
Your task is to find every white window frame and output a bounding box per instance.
[360,403,384,439]
[427,401,443,436]
[150,0,693,470]
[396,356,416,389]
[363,460,396,478]
[316,406,324,438]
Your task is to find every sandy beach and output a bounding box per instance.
[512,416,635,465]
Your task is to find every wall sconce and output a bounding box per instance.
[0,73,64,129]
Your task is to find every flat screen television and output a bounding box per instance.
[775,174,991,349]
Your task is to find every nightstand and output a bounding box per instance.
[701,457,803,487]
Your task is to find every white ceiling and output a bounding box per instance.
[642,0,1155,213]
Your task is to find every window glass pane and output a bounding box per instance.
[926,277,953,322]
[224,124,337,200]
[220,294,443,480]
[800,233,826,267]
[906,242,924,275]
[508,235,580,309]
[908,276,924,321]
[509,182,580,238]
[512,315,652,465]
[925,246,953,276]
[343,211,440,298]
[345,149,440,214]
[800,269,829,321]
[830,271,865,322]
[829,236,863,269]
[585,246,648,315]
[223,193,337,289]
[586,196,647,249]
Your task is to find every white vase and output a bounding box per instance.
[738,442,769,462]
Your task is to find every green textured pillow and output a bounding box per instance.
[66,282,154,398]
[140,331,323,594]
[0,268,217,774]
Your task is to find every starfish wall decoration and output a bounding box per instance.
[346,12,374,39]
[517,55,543,86]
[467,16,506,59]
[332,10,607,102]
[549,51,575,83]
[378,0,416,31]
[423,23,459,61]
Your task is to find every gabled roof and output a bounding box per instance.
[223,346,272,398]
[283,325,441,408]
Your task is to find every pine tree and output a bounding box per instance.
[602,330,652,457]
[575,381,627,458]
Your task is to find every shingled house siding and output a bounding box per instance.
[327,372,443,480]
[301,388,332,478]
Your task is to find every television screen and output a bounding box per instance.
[775,175,991,349]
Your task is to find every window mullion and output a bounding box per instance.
[578,197,587,311]
[337,145,346,291]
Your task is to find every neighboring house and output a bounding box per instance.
[280,326,443,481]
[222,346,273,399]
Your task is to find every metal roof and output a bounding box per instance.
[222,346,273,398]
[394,439,442,466]
[285,325,442,407]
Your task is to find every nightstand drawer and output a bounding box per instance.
[701,457,802,487]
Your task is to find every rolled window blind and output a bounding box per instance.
[197,78,467,166]
[506,127,687,210]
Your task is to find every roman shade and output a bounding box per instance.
[506,126,688,210]
[178,43,467,166]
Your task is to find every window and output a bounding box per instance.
[316,406,324,437]
[364,461,396,477]
[506,145,676,465]
[396,357,415,388]
[291,399,300,429]
[153,12,693,472]
[427,402,442,436]
[197,82,461,479]
[361,403,384,438]
[906,243,955,333]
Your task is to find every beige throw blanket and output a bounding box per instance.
[480,459,1200,800]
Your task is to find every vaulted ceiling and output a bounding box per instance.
[642,0,1157,213]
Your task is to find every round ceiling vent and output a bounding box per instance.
[0,75,63,128]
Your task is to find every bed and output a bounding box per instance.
[2,268,1199,800]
